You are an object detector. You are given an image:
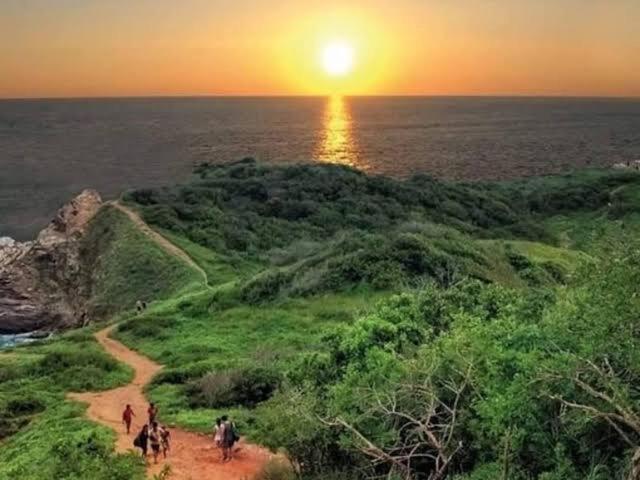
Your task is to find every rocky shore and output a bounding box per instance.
[0,190,102,334]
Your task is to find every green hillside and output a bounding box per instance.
[3,162,640,480]
[80,206,206,319]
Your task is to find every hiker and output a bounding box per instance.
[160,425,171,459]
[148,402,159,424]
[220,415,239,462]
[213,417,223,448]
[122,404,135,434]
[149,422,162,464]
[133,424,149,458]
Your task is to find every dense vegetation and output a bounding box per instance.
[255,254,640,479]
[3,160,640,479]
[125,160,637,296]
[0,332,144,479]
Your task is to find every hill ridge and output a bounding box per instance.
[109,201,210,287]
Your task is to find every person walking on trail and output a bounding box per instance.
[213,417,223,449]
[133,424,149,459]
[149,422,162,464]
[160,425,171,459]
[122,404,135,434]
[220,415,239,462]
[148,402,159,424]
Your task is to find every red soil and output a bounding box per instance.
[68,326,272,479]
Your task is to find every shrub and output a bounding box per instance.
[0,363,21,383]
[0,416,31,440]
[150,362,213,386]
[241,270,293,303]
[254,458,296,480]
[506,250,533,272]
[37,350,118,376]
[5,398,45,416]
[141,205,181,231]
[541,261,567,283]
[117,316,177,339]
[0,397,46,440]
[187,366,281,408]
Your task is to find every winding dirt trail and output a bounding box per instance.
[109,201,210,286]
[68,326,272,479]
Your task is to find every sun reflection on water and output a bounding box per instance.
[314,95,364,169]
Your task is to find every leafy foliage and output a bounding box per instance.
[253,247,640,479]
[5,164,640,479]
[187,366,281,408]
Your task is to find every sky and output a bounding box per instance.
[1,0,639,98]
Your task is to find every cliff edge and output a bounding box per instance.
[0,190,102,334]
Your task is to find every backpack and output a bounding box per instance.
[224,421,240,444]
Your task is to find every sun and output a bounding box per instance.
[322,41,354,77]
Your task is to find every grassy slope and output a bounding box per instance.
[0,206,206,480]
[81,206,205,318]
[4,165,640,479]
[114,285,385,433]
[158,228,260,285]
[110,165,640,438]
[0,332,144,479]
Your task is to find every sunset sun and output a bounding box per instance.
[322,41,354,77]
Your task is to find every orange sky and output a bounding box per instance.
[1,0,639,98]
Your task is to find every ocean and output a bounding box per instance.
[1,96,639,240]
[0,333,38,349]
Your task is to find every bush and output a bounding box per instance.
[5,398,45,417]
[187,366,281,408]
[506,249,534,272]
[241,270,293,303]
[37,350,118,376]
[33,348,128,391]
[117,316,177,339]
[541,261,567,283]
[140,205,182,231]
[0,397,46,439]
[254,458,296,480]
[0,363,22,383]
[0,416,32,440]
[150,363,213,386]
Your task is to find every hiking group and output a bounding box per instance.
[213,415,240,462]
[126,403,171,465]
[124,402,240,466]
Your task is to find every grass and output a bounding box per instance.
[0,401,144,480]
[4,164,640,478]
[158,228,260,286]
[0,331,144,479]
[80,206,204,318]
[479,239,590,277]
[107,165,640,445]
[112,287,385,435]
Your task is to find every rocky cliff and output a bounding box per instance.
[0,190,102,334]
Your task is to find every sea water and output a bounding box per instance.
[1,96,639,239]
[0,333,38,349]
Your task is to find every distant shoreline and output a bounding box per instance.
[2,94,640,102]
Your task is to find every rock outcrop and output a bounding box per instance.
[0,190,102,334]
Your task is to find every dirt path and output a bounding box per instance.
[68,326,271,479]
[109,201,209,286]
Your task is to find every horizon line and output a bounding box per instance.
[2,93,640,101]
